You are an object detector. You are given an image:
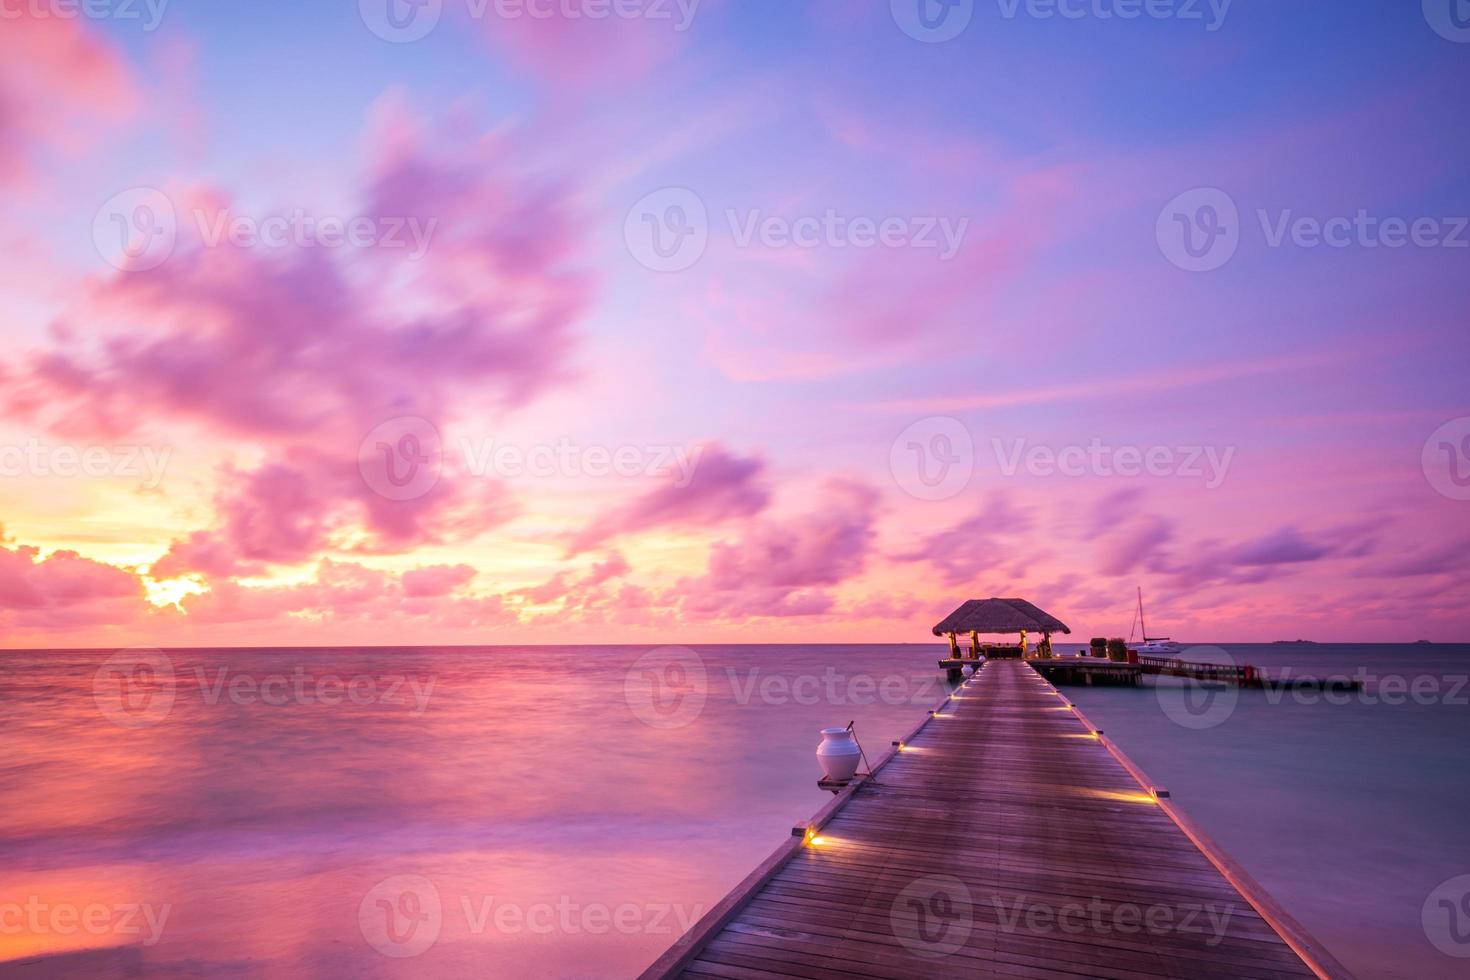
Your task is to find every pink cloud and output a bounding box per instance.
[517,552,630,608]
[152,449,515,579]
[401,564,478,597]
[565,445,768,555]
[0,12,137,182]
[16,108,587,579]
[0,535,152,630]
[672,479,878,619]
[469,0,705,88]
[896,495,1037,587]
[176,559,514,627]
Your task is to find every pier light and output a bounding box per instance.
[1088,789,1158,805]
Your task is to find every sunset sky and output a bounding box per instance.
[1,1,1466,646]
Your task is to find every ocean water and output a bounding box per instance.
[1059,643,1470,980]
[0,643,1465,978]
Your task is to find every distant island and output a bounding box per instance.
[1271,639,1318,644]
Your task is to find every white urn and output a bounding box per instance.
[816,727,862,781]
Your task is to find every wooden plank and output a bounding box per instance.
[639,659,1348,980]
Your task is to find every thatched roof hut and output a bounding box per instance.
[931,598,1071,636]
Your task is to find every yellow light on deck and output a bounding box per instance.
[809,836,828,847]
[1087,789,1158,805]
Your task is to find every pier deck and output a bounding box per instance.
[640,660,1348,979]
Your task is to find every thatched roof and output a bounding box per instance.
[932,598,1072,636]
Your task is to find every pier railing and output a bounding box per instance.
[1138,654,1253,682]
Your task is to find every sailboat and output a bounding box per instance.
[1132,587,1183,656]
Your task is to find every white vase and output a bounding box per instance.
[816,727,861,781]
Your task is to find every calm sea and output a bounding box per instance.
[0,643,1465,978]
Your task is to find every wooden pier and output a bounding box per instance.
[639,660,1350,979]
